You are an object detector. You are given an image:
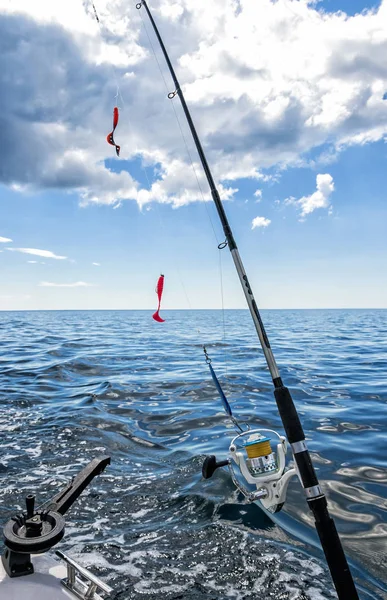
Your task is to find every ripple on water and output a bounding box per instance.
[0,309,386,599]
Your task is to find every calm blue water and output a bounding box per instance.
[0,309,386,599]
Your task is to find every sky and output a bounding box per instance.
[0,0,386,310]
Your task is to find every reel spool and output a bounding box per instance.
[244,434,278,474]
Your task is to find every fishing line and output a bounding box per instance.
[87,2,164,283]
[218,248,229,380]
[122,97,165,275]
[89,0,165,275]
[109,10,199,321]
[136,9,228,286]
[113,50,196,310]
[136,3,232,389]
[89,1,185,305]
[91,2,232,407]
[137,7,221,247]
[89,1,123,108]
[91,0,100,23]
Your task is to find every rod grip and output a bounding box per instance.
[274,385,304,443]
[310,497,360,600]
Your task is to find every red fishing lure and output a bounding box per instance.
[107,106,121,156]
[153,274,165,322]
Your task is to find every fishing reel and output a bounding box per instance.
[203,429,296,513]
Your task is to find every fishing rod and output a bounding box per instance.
[136,2,359,598]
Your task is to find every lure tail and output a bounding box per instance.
[107,106,121,156]
[153,310,165,323]
[152,274,165,322]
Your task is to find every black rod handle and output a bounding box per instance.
[274,385,359,599]
[311,497,359,599]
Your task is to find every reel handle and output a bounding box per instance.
[202,455,229,479]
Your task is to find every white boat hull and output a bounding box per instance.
[0,554,73,600]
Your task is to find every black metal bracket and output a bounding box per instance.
[1,548,33,579]
[39,456,111,516]
[1,456,111,578]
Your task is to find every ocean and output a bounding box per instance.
[0,309,386,599]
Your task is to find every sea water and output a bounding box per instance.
[0,309,386,599]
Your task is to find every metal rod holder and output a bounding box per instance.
[56,550,113,599]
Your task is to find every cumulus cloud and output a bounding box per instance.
[286,173,335,217]
[0,0,386,207]
[254,189,262,201]
[6,248,67,259]
[39,281,93,287]
[252,216,271,229]
[0,236,12,243]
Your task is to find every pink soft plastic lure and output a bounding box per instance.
[106,106,121,156]
[152,274,165,322]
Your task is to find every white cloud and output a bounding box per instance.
[252,216,271,229]
[6,248,67,260]
[0,236,12,243]
[287,173,335,217]
[254,189,262,201]
[92,262,101,266]
[27,260,38,264]
[0,0,386,207]
[131,158,237,208]
[39,281,93,287]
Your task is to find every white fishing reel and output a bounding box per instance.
[228,428,296,513]
[201,349,297,513]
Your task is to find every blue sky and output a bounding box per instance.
[0,0,386,310]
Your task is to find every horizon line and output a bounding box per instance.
[1,307,386,312]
